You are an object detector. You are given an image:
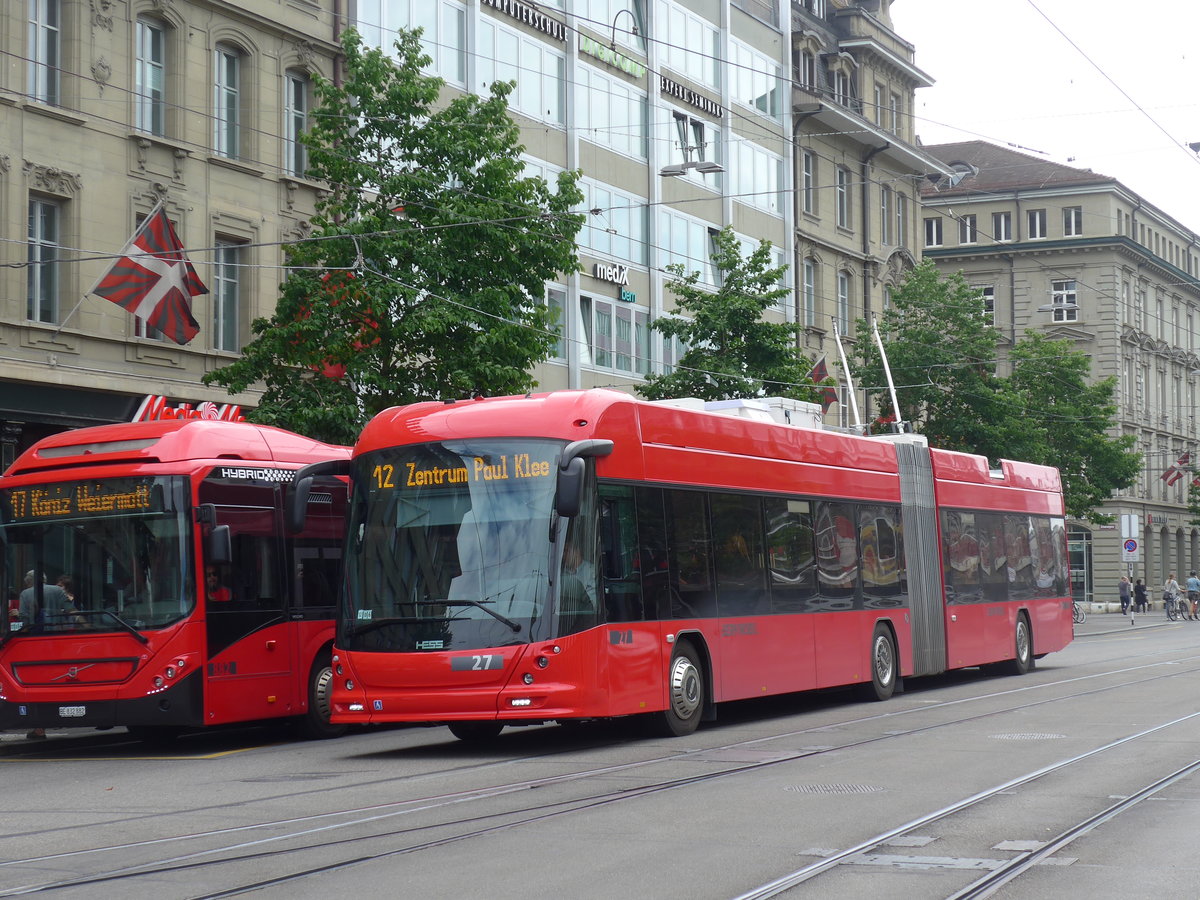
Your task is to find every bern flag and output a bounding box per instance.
[90,206,204,345]
[807,355,838,413]
[1163,451,1190,486]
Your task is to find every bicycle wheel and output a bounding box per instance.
[1167,599,1179,621]
[1073,603,1086,624]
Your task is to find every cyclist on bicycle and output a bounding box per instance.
[1186,572,1200,620]
[1164,572,1182,619]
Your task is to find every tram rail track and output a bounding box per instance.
[3,644,1200,898]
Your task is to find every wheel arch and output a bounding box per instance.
[671,629,716,722]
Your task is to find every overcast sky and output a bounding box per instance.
[889,0,1200,235]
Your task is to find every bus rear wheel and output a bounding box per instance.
[856,625,897,702]
[448,721,504,741]
[656,642,704,737]
[1006,614,1034,675]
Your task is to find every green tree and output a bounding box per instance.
[203,29,584,445]
[855,260,1009,456]
[857,260,1138,521]
[1006,332,1140,521]
[639,227,825,403]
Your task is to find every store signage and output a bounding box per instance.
[593,263,629,286]
[481,0,566,42]
[132,395,244,423]
[619,288,637,303]
[660,74,724,119]
[578,35,646,79]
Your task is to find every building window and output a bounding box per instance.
[836,270,850,333]
[214,45,241,158]
[27,197,61,324]
[581,64,649,161]
[213,241,242,351]
[832,69,853,107]
[801,150,816,215]
[358,0,467,84]
[895,193,908,246]
[959,214,977,245]
[974,284,995,326]
[730,39,781,119]
[28,0,60,105]
[797,50,816,88]
[733,141,784,215]
[1050,279,1077,322]
[284,71,309,177]
[993,211,1012,242]
[1063,206,1083,237]
[888,92,900,134]
[880,185,892,245]
[924,216,943,248]
[836,167,851,229]
[581,178,648,266]
[658,0,720,88]
[802,257,816,327]
[477,19,565,124]
[135,19,166,135]
[546,286,566,359]
[1028,208,1047,240]
[873,84,884,125]
[580,297,650,374]
[658,210,719,286]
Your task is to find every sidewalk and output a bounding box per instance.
[1073,605,1176,636]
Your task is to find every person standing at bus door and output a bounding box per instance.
[1119,575,1131,615]
[206,567,232,603]
[1133,579,1148,614]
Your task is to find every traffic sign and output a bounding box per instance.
[1122,537,1140,562]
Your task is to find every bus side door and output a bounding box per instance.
[200,478,296,724]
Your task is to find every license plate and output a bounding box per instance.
[58,705,86,718]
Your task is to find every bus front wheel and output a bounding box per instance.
[657,642,705,737]
[448,721,504,741]
[297,654,346,740]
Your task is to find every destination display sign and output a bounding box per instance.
[370,453,556,491]
[2,477,162,523]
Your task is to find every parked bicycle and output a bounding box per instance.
[1072,601,1086,624]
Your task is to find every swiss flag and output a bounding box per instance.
[90,206,204,345]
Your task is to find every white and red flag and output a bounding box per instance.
[1162,451,1190,486]
[807,355,838,413]
[89,205,204,345]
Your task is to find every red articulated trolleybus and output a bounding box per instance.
[289,389,1072,741]
[0,398,351,742]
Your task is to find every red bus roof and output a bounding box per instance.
[4,419,350,479]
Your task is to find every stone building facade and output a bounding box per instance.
[919,139,1200,603]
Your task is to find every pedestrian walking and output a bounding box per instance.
[1163,572,1181,618]
[1133,578,1148,614]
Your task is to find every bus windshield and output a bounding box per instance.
[342,439,566,652]
[1,476,193,636]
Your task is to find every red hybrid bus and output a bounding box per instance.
[0,409,350,741]
[291,389,1071,740]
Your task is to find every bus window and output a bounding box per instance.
[599,484,644,622]
[943,510,981,604]
[763,497,817,613]
[290,476,348,616]
[860,505,905,609]
[1004,514,1036,601]
[815,501,858,608]
[711,493,767,617]
[666,490,715,619]
[976,512,1008,603]
[635,487,670,621]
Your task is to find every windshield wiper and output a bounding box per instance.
[75,610,151,645]
[439,599,522,632]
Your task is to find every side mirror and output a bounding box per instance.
[208,524,232,564]
[555,439,614,517]
[286,458,352,534]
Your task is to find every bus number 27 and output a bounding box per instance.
[451,655,504,671]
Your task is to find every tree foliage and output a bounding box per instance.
[203,29,584,445]
[639,227,827,403]
[856,260,1138,521]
